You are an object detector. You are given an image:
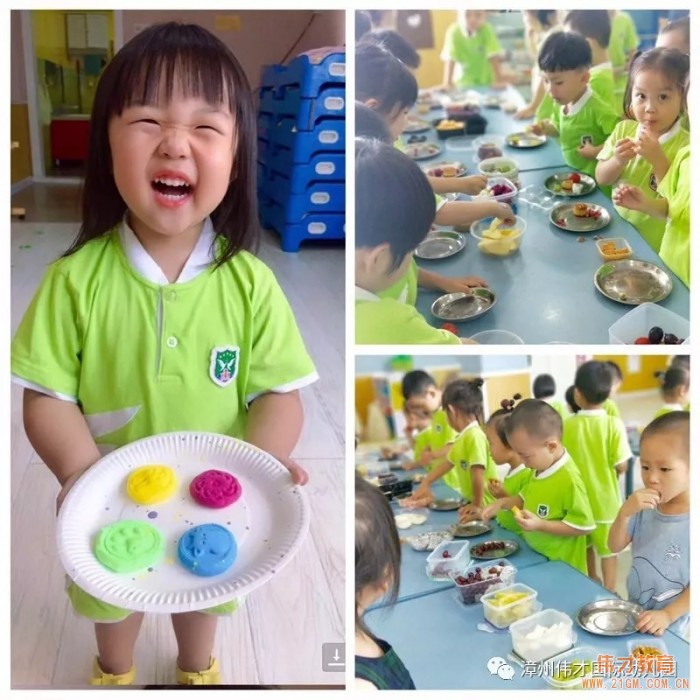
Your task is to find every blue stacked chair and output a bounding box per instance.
[257,52,346,252]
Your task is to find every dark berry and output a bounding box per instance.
[500,399,509,409]
[442,550,451,558]
[663,333,679,345]
[648,326,664,344]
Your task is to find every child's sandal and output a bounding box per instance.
[176,656,221,685]
[89,657,136,685]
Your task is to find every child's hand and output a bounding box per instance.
[459,175,488,195]
[481,502,499,521]
[417,449,434,467]
[487,478,508,499]
[577,142,599,159]
[636,609,673,636]
[412,481,432,501]
[635,125,664,162]
[622,488,661,516]
[276,455,309,485]
[613,184,648,212]
[459,503,483,522]
[514,105,536,120]
[613,137,637,164]
[529,121,546,136]
[489,202,515,221]
[514,508,542,532]
[438,276,489,294]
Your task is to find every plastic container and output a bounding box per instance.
[608,303,690,345]
[481,582,539,629]
[596,237,633,262]
[627,637,669,670]
[478,156,519,185]
[470,330,524,344]
[445,135,477,154]
[425,541,471,581]
[393,508,429,530]
[470,215,526,257]
[475,176,519,207]
[450,559,517,605]
[432,118,466,140]
[472,135,505,160]
[544,646,599,689]
[510,608,576,662]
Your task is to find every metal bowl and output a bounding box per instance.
[423,160,468,178]
[469,539,519,559]
[506,132,546,149]
[431,288,497,322]
[577,600,643,636]
[415,230,466,259]
[429,498,464,512]
[544,172,596,197]
[550,203,611,233]
[594,260,673,305]
[405,142,442,161]
[403,118,432,134]
[453,520,493,538]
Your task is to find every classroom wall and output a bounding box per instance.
[593,355,671,393]
[414,10,455,88]
[11,12,32,183]
[354,355,530,375]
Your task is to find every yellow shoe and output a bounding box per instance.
[176,657,221,685]
[89,657,136,685]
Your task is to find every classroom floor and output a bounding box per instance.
[10,184,345,688]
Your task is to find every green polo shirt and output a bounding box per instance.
[447,422,498,504]
[356,291,461,345]
[603,398,621,419]
[416,408,458,484]
[608,12,639,96]
[11,221,318,449]
[562,410,632,523]
[536,93,556,124]
[441,22,502,88]
[598,119,689,252]
[589,63,616,110]
[653,404,686,421]
[657,144,690,287]
[378,259,419,305]
[520,452,595,573]
[544,398,569,423]
[551,87,619,177]
[495,464,531,534]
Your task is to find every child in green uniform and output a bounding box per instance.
[413,379,497,514]
[613,142,690,286]
[355,477,416,689]
[400,371,456,475]
[562,361,632,591]
[11,24,317,686]
[533,373,569,422]
[441,11,507,89]
[484,397,531,535]
[653,367,690,420]
[533,32,618,178]
[564,11,617,109]
[596,48,689,252]
[602,361,623,419]
[608,11,640,100]
[656,16,690,55]
[482,400,595,574]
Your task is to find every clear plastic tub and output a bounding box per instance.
[627,637,669,671]
[470,215,526,257]
[608,303,690,345]
[510,608,575,662]
[596,237,633,262]
[450,558,517,605]
[544,646,599,689]
[470,330,524,345]
[478,156,519,184]
[472,135,505,160]
[475,176,519,207]
[425,541,471,581]
[481,582,539,628]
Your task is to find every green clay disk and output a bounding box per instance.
[94,520,165,573]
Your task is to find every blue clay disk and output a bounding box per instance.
[177,524,237,577]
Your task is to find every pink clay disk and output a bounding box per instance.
[189,469,242,508]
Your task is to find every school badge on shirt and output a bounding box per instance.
[210,346,239,387]
[537,504,549,518]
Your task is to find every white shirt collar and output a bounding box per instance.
[590,62,613,73]
[355,286,381,302]
[456,420,479,437]
[565,86,593,117]
[534,449,570,480]
[576,408,607,416]
[661,403,685,412]
[119,217,216,285]
[638,118,683,145]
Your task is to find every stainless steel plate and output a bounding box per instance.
[431,288,497,321]
[405,142,442,161]
[577,600,643,636]
[550,202,611,233]
[544,172,596,197]
[403,119,432,134]
[594,260,673,305]
[429,498,464,512]
[470,539,519,559]
[454,520,493,538]
[415,230,466,259]
[506,132,547,149]
[423,160,468,178]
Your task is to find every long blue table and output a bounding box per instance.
[364,560,689,690]
[414,165,689,343]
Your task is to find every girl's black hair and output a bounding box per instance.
[66,22,259,265]
[654,367,690,398]
[355,102,392,144]
[442,378,485,424]
[487,393,523,447]
[355,138,435,271]
[355,475,401,638]
[360,29,421,69]
[356,42,418,116]
[564,10,612,49]
[355,11,372,42]
[532,10,558,29]
[533,374,556,400]
[538,31,592,73]
[623,47,689,120]
[565,385,581,414]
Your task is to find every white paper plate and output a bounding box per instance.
[56,432,310,613]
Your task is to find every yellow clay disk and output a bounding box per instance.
[126,465,178,505]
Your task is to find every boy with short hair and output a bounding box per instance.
[483,400,595,574]
[533,32,619,177]
[562,361,632,591]
[533,373,569,421]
